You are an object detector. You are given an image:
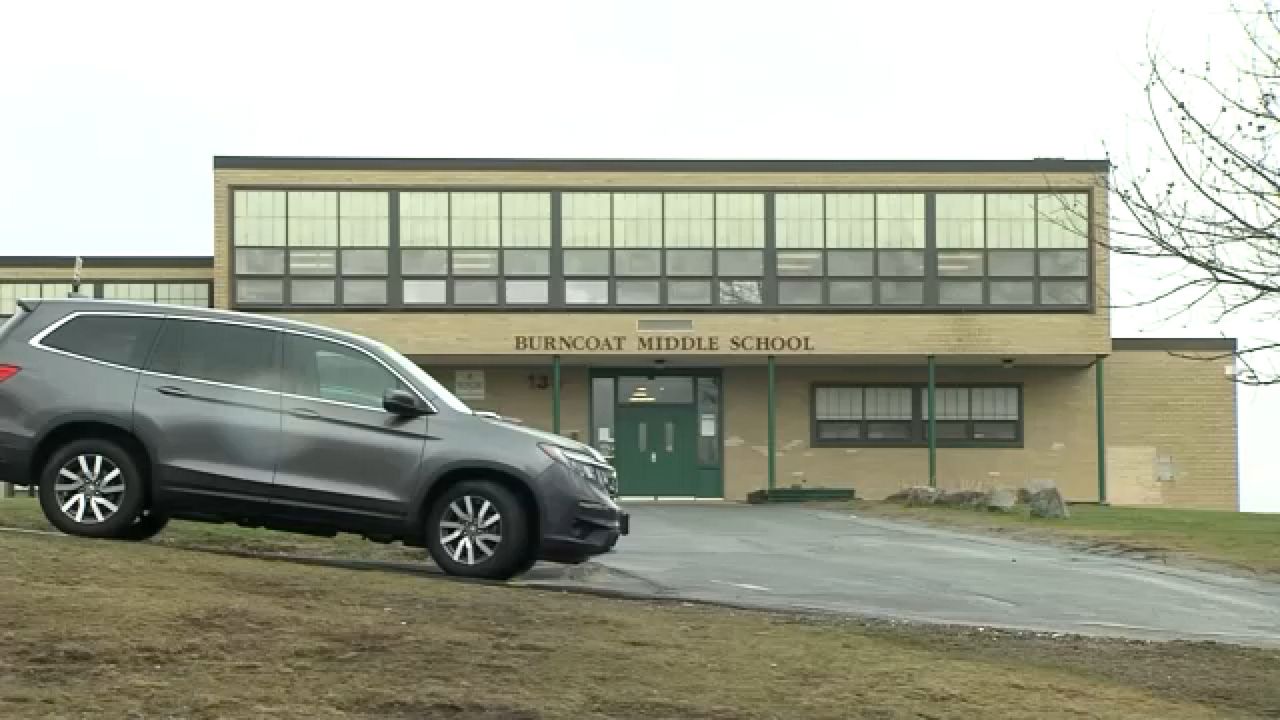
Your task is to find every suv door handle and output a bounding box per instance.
[288,407,320,419]
[155,386,189,398]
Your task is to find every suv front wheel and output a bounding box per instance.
[425,480,529,580]
[39,438,147,540]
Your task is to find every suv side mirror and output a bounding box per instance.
[383,388,428,417]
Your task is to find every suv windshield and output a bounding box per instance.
[374,342,473,414]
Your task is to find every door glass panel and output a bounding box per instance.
[618,377,694,404]
[697,377,720,464]
[637,422,647,451]
[665,421,674,452]
[148,319,278,391]
[591,377,616,457]
[283,333,406,409]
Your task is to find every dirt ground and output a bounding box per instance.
[1,526,1279,719]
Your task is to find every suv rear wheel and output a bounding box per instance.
[425,479,528,580]
[38,438,146,540]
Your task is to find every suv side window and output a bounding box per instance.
[147,318,279,392]
[283,333,406,409]
[40,314,163,369]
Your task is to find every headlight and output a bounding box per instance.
[541,443,615,494]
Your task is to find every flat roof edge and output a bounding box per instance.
[0,256,213,268]
[1112,337,1238,352]
[213,156,1111,173]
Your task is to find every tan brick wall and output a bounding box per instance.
[1105,350,1238,510]
[418,364,590,444]
[722,365,1099,501]
[1,266,212,281]
[213,167,1111,354]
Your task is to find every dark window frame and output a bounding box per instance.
[809,382,1024,448]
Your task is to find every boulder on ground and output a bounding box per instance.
[1028,487,1070,519]
[938,490,988,508]
[986,487,1018,512]
[1016,487,1033,504]
[886,486,943,506]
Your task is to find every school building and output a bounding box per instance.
[0,157,1240,509]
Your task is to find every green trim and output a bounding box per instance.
[767,355,777,492]
[927,355,937,488]
[1095,355,1107,504]
[552,355,561,435]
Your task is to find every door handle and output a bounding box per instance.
[288,407,320,419]
[155,386,189,398]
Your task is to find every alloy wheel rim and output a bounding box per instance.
[439,495,502,566]
[55,454,125,525]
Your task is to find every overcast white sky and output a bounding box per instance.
[1,0,1275,510]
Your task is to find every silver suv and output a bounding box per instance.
[0,299,627,580]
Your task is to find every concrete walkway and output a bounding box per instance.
[545,503,1280,646]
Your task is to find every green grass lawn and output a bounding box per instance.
[2,525,1279,718]
[854,500,1280,576]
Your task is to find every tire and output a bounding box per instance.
[425,480,529,580]
[117,510,170,542]
[38,438,146,540]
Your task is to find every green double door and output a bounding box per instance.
[614,404,698,497]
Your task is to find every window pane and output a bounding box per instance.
[714,193,764,248]
[876,194,926,249]
[503,249,550,276]
[974,421,1018,440]
[879,280,923,305]
[717,250,763,276]
[454,280,498,304]
[291,279,335,305]
[236,279,283,304]
[563,193,612,248]
[776,251,823,276]
[617,280,660,305]
[234,191,286,247]
[940,281,983,305]
[155,283,209,308]
[500,192,551,248]
[613,193,663,248]
[236,248,285,275]
[989,251,1035,276]
[829,280,873,305]
[450,192,500,247]
[923,387,969,420]
[564,250,610,275]
[289,249,336,275]
[103,283,154,302]
[566,280,609,304]
[341,249,388,276]
[779,281,822,305]
[936,194,984,249]
[825,194,875,248]
[666,249,712,276]
[877,250,925,277]
[618,376,694,404]
[866,387,912,419]
[284,334,402,409]
[937,251,983,277]
[990,281,1034,305]
[818,422,862,440]
[697,377,720,464]
[828,250,874,276]
[149,319,277,391]
[505,280,548,304]
[403,280,445,304]
[42,315,162,369]
[343,280,387,305]
[288,191,338,246]
[338,192,389,247]
[452,250,499,275]
[775,193,824,248]
[1037,193,1088,249]
[399,192,449,247]
[972,387,1019,419]
[615,249,661,276]
[664,193,714,248]
[1039,250,1088,277]
[668,280,711,305]
[816,387,862,419]
[401,249,448,275]
[928,421,971,440]
[987,194,1036,249]
[718,280,762,305]
[1040,280,1088,305]
[867,422,912,440]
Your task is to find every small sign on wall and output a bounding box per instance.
[455,370,486,400]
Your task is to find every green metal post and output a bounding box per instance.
[1095,355,1107,504]
[552,355,562,435]
[767,355,777,492]
[927,354,937,488]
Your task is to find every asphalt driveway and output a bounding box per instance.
[538,503,1280,646]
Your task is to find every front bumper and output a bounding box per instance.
[536,463,629,563]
